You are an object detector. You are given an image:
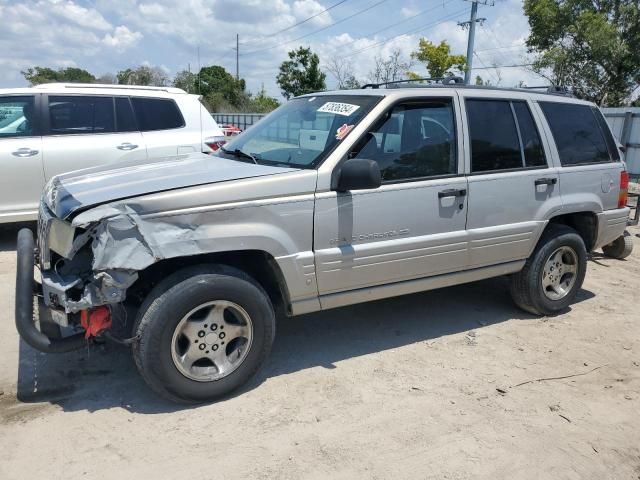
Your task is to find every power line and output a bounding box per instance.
[480,25,513,65]
[331,0,456,51]
[476,43,527,52]
[338,7,469,59]
[262,0,350,38]
[240,0,391,56]
[471,63,534,69]
[474,51,499,83]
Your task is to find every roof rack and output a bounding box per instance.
[357,79,574,97]
[362,76,465,89]
[33,83,188,94]
[520,85,572,96]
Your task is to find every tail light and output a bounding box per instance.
[204,136,226,153]
[618,170,629,208]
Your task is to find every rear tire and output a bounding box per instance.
[132,265,275,404]
[509,224,587,316]
[602,231,633,260]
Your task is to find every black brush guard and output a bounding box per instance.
[15,228,85,353]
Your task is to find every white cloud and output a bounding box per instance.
[400,7,419,18]
[292,0,333,27]
[49,0,113,31]
[0,0,541,95]
[102,25,143,50]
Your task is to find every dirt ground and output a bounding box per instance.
[0,222,638,480]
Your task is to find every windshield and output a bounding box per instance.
[218,95,381,169]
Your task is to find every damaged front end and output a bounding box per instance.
[15,201,140,353]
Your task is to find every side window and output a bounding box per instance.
[591,106,620,161]
[354,100,457,182]
[467,99,522,172]
[115,97,137,132]
[512,101,546,167]
[131,98,185,131]
[540,102,611,165]
[0,96,36,138]
[49,96,115,135]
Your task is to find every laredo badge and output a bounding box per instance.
[335,124,354,140]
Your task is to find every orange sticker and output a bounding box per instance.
[336,124,354,140]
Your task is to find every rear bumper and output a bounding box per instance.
[14,228,85,353]
[594,207,630,250]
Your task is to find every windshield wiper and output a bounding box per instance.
[220,147,258,165]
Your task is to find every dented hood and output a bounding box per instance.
[45,153,298,219]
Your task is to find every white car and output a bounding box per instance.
[0,83,225,223]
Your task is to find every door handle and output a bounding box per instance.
[534,177,557,186]
[117,143,139,151]
[12,148,39,157]
[438,188,467,198]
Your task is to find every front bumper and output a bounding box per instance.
[15,228,85,353]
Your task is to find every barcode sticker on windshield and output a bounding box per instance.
[317,102,360,116]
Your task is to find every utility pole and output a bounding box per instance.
[458,0,493,84]
[235,34,239,80]
[197,46,202,95]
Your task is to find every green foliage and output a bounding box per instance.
[411,39,466,78]
[21,66,96,85]
[524,0,640,105]
[173,70,198,93]
[248,85,280,113]
[276,47,326,99]
[342,75,361,89]
[117,66,169,86]
[197,65,250,112]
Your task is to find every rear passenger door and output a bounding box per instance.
[41,95,147,179]
[131,97,195,158]
[538,101,622,212]
[461,95,562,268]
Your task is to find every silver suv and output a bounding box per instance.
[16,83,632,403]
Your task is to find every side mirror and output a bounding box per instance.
[333,158,382,192]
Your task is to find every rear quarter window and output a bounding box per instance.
[540,102,612,166]
[131,97,185,131]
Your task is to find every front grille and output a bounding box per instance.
[38,201,54,270]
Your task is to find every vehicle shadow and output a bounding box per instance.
[14,276,595,414]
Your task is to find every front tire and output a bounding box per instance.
[132,265,275,403]
[509,225,587,316]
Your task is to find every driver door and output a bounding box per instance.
[314,97,469,298]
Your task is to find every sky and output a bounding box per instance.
[0,0,542,98]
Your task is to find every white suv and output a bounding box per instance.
[0,83,224,223]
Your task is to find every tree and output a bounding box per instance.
[368,49,413,84]
[277,47,326,99]
[117,66,169,86]
[411,39,466,78]
[21,66,96,85]
[325,56,361,89]
[97,73,118,84]
[248,85,280,113]
[197,65,250,111]
[173,70,198,93]
[524,0,640,106]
